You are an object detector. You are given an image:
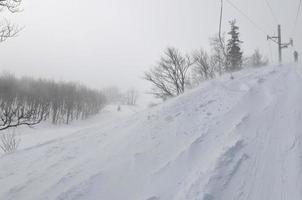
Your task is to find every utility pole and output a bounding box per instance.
[219,0,223,43]
[218,0,225,75]
[267,25,293,64]
[278,25,282,63]
[218,0,233,78]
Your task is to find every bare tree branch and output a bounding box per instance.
[191,49,215,85]
[0,20,22,42]
[0,0,23,43]
[0,0,22,13]
[0,103,48,131]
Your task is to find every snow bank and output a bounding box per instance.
[1,65,302,200]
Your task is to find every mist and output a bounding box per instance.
[1,0,302,199]
[0,0,300,103]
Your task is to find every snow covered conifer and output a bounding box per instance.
[227,20,243,72]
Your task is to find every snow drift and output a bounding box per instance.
[1,64,302,200]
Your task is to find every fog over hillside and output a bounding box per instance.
[0,0,300,94]
[0,0,302,200]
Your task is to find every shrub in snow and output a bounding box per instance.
[0,131,20,153]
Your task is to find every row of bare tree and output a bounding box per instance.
[103,87,139,106]
[0,73,107,130]
[144,34,268,100]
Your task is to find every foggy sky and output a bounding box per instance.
[0,0,301,101]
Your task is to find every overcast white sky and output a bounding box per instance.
[0,0,301,98]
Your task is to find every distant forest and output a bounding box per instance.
[0,73,107,130]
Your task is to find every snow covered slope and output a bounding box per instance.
[1,65,302,200]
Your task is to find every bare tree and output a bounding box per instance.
[191,49,215,84]
[0,73,47,131]
[0,103,48,131]
[210,34,228,75]
[249,49,268,67]
[0,0,22,13]
[0,20,20,42]
[144,47,194,100]
[0,0,22,43]
[124,88,139,105]
[103,86,123,104]
[0,73,107,129]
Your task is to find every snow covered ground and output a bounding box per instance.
[1,64,302,200]
[0,105,142,152]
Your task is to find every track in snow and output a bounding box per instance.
[202,65,302,200]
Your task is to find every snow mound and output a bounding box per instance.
[1,65,302,200]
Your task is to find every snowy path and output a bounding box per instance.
[1,65,302,200]
[202,65,302,200]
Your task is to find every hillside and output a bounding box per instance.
[1,64,302,200]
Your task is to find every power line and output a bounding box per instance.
[225,0,268,36]
[292,0,302,37]
[225,0,291,64]
[264,0,279,24]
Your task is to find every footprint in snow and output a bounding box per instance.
[199,100,216,108]
[174,112,182,117]
[165,115,174,122]
[146,196,160,200]
[258,78,265,83]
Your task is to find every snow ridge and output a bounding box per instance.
[1,65,302,200]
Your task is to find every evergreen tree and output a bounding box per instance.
[227,20,243,71]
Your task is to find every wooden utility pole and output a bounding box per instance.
[278,25,282,63]
[267,25,293,64]
[219,0,223,42]
[218,0,225,75]
[219,0,226,57]
[218,0,233,78]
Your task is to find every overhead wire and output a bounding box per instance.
[225,0,268,36]
[224,0,278,63]
[264,0,279,25]
[291,0,302,37]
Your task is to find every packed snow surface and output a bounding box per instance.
[1,65,302,200]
